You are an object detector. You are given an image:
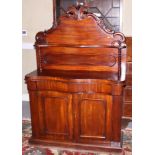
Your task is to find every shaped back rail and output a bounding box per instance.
[35,5,127,81]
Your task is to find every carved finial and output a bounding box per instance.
[35,31,47,45]
[66,5,88,20]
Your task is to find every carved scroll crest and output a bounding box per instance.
[35,4,126,49]
[66,5,126,48]
[35,31,47,44]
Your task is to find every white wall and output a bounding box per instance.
[22,0,53,43]
[22,0,53,95]
[122,0,132,36]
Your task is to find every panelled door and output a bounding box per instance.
[37,91,73,141]
[73,93,113,144]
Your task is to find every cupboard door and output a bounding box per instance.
[73,93,113,144]
[37,91,73,141]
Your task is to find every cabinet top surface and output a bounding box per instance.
[25,70,125,83]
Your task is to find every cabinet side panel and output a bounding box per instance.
[112,96,123,141]
[28,91,40,138]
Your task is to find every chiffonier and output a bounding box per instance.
[25,3,127,152]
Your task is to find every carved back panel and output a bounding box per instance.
[35,5,126,81]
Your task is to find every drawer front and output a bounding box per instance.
[34,80,113,94]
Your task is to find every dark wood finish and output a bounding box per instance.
[126,37,132,62]
[123,37,132,118]
[25,4,127,152]
[25,70,125,151]
[37,91,73,141]
[35,6,126,80]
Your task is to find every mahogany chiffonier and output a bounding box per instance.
[25,4,127,152]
